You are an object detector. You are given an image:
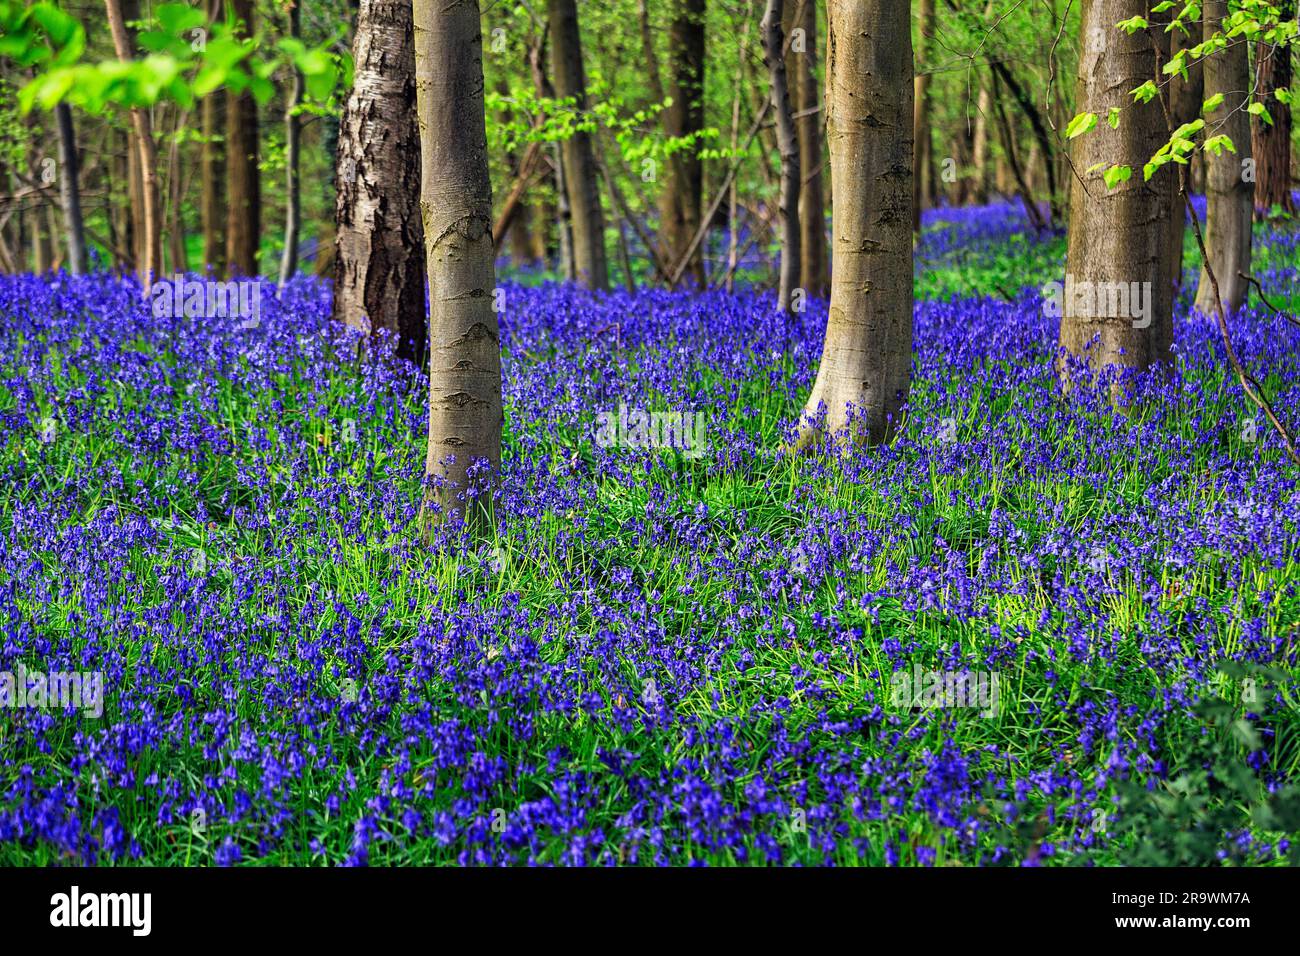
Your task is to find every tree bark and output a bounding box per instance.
[971,78,991,204]
[332,0,427,364]
[657,0,706,287]
[1193,0,1253,316]
[225,0,260,276]
[784,0,828,296]
[1251,2,1295,218]
[548,0,608,290]
[764,0,800,313]
[413,0,502,530]
[279,0,303,285]
[165,107,189,272]
[54,103,87,275]
[912,0,934,232]
[200,18,227,276]
[105,0,161,291]
[796,0,913,448]
[1059,0,1176,382]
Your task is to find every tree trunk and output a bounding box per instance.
[912,0,934,232]
[31,204,51,273]
[1193,0,1253,316]
[796,0,913,447]
[54,103,87,275]
[1251,2,1295,218]
[333,0,427,364]
[413,0,502,531]
[763,0,800,313]
[1059,0,1175,382]
[225,0,260,275]
[165,107,189,273]
[279,0,303,285]
[110,128,134,273]
[971,78,991,204]
[201,0,226,274]
[1166,21,1202,290]
[200,60,227,272]
[548,0,608,290]
[105,0,161,291]
[657,0,706,287]
[314,112,339,278]
[785,0,829,296]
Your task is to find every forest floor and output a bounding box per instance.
[2,200,1300,865]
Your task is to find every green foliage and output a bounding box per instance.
[1080,663,1300,866]
[0,1,350,115]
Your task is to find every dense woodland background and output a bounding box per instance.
[3,0,1291,293]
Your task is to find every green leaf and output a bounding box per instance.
[1130,80,1159,104]
[1107,107,1121,129]
[1065,111,1098,139]
[1202,92,1225,113]
[1103,164,1132,189]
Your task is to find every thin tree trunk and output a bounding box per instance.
[1251,2,1295,217]
[763,0,800,313]
[912,0,934,232]
[795,0,913,448]
[987,57,1060,223]
[226,0,260,275]
[657,0,707,287]
[413,0,502,531]
[1193,0,1253,316]
[785,0,828,295]
[314,111,339,278]
[548,0,608,290]
[54,103,87,274]
[200,54,227,273]
[201,0,226,274]
[972,78,991,205]
[31,202,51,273]
[279,0,303,285]
[105,0,161,291]
[992,72,1046,231]
[726,12,748,293]
[332,0,426,364]
[1166,20,1202,290]
[165,107,189,273]
[1059,0,1175,382]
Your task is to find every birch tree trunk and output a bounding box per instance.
[1058,0,1176,381]
[332,0,426,364]
[795,0,913,448]
[414,0,502,530]
[548,0,608,290]
[1193,0,1253,316]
